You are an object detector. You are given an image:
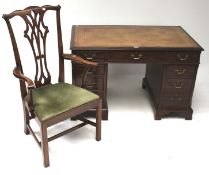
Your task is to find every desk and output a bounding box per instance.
[70,25,203,120]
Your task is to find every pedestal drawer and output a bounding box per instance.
[84,76,104,91]
[164,79,193,93]
[166,65,197,78]
[161,94,190,108]
[73,64,105,76]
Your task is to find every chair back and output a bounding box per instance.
[3,5,64,92]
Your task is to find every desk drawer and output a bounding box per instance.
[73,75,104,90]
[164,79,193,93]
[108,51,200,63]
[161,94,190,108]
[84,76,104,91]
[91,90,104,98]
[174,52,199,63]
[72,63,105,90]
[109,51,145,62]
[73,51,106,62]
[166,65,197,78]
[72,63,105,76]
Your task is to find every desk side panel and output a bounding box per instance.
[143,64,164,107]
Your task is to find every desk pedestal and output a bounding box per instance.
[142,63,198,120]
[72,60,198,120]
[72,60,199,120]
[72,62,109,120]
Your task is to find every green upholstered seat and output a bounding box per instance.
[32,83,99,121]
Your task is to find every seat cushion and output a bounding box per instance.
[32,83,99,121]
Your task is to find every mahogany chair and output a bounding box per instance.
[3,5,102,167]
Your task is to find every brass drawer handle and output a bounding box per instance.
[178,97,182,101]
[175,68,186,75]
[87,71,94,75]
[131,54,143,60]
[86,82,96,85]
[174,82,184,89]
[177,54,189,61]
[85,53,96,60]
[86,57,93,60]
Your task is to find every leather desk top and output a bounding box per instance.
[71,25,203,50]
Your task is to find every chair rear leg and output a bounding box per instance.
[96,99,102,141]
[22,103,30,135]
[40,123,50,167]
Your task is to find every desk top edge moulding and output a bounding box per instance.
[70,25,203,51]
[70,25,203,120]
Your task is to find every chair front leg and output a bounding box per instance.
[40,123,50,167]
[96,99,102,141]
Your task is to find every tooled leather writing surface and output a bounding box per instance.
[71,25,200,49]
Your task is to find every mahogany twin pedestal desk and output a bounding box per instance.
[70,25,203,120]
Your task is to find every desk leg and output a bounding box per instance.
[155,109,193,120]
[155,111,163,120]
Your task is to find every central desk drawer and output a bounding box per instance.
[108,51,200,63]
[109,51,145,62]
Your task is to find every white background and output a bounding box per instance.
[0,0,209,174]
